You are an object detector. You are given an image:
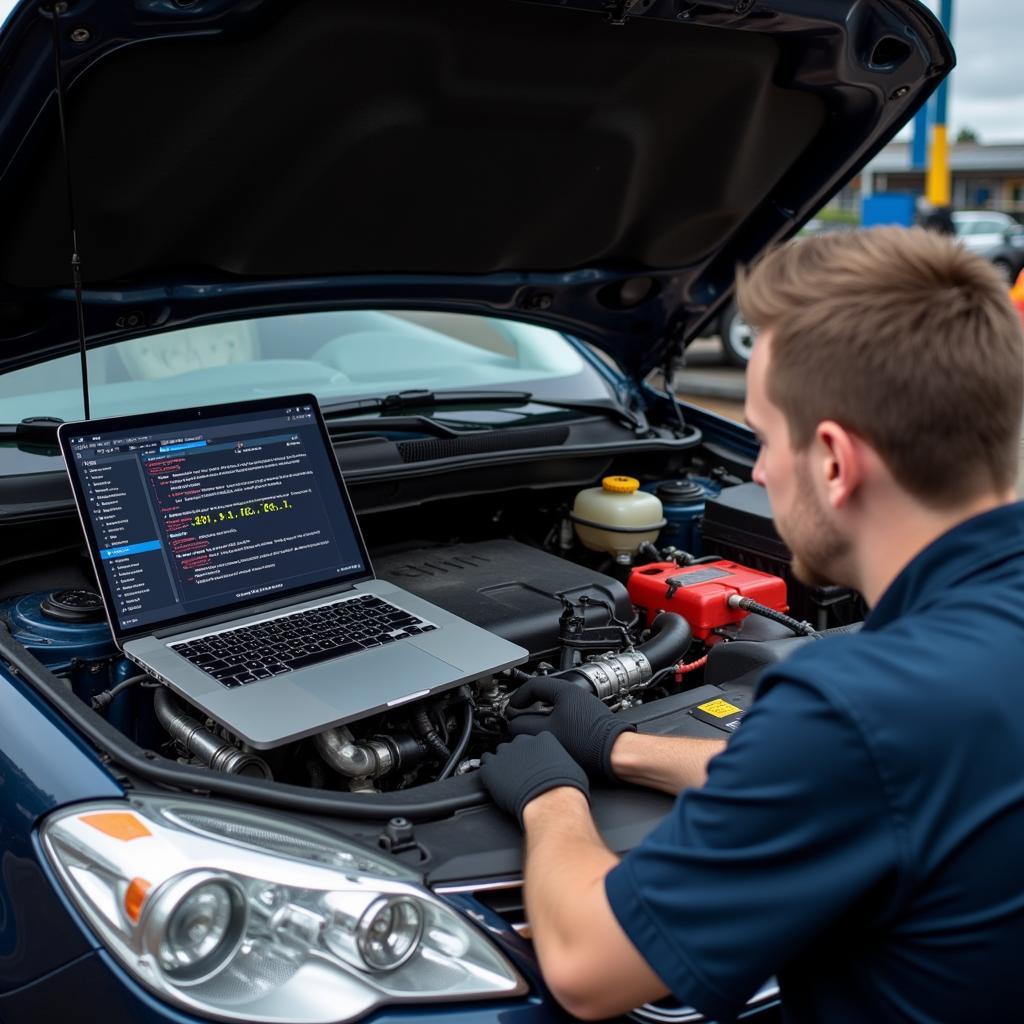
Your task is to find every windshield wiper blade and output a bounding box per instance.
[327,415,467,439]
[319,389,533,417]
[320,389,646,432]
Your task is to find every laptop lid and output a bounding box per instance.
[58,394,374,646]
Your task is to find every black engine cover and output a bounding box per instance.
[374,540,633,659]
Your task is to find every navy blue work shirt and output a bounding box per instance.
[606,502,1024,1023]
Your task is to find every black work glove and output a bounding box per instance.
[479,733,589,827]
[507,676,636,782]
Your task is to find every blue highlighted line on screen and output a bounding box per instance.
[159,440,208,453]
[100,540,163,560]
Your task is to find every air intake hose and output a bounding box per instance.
[544,612,692,700]
[153,687,272,779]
[635,612,694,668]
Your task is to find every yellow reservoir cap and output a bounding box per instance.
[602,475,640,494]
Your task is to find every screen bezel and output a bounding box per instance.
[57,393,375,646]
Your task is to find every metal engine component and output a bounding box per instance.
[566,650,653,700]
[153,688,272,779]
[0,589,133,707]
[314,726,396,779]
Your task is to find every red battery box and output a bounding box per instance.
[627,560,788,640]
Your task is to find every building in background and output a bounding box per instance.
[824,140,1024,221]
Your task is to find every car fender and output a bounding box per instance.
[0,665,122,993]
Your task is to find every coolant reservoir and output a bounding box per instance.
[571,476,665,563]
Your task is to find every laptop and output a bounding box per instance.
[58,394,527,749]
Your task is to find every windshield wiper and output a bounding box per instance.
[319,389,646,433]
[0,391,646,456]
[0,417,65,454]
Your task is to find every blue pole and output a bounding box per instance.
[911,104,929,171]
[933,0,952,127]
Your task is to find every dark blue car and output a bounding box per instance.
[0,1,951,1021]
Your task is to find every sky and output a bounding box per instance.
[0,0,1021,143]
[914,0,1024,143]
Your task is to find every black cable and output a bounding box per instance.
[577,594,637,632]
[663,356,687,435]
[90,673,150,711]
[729,596,822,639]
[436,690,473,781]
[637,541,663,564]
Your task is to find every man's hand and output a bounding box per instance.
[479,733,590,826]
[507,677,636,781]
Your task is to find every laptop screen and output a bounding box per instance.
[60,395,372,642]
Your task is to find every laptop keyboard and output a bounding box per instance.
[169,594,436,689]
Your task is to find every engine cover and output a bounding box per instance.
[374,540,633,658]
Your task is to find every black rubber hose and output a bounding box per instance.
[154,688,273,779]
[436,691,473,781]
[539,611,693,693]
[636,612,693,670]
[413,707,450,760]
[730,596,822,639]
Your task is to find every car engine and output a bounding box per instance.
[1,476,862,795]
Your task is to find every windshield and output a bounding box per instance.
[0,310,610,423]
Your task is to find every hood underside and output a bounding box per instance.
[0,0,953,379]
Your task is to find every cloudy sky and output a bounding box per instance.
[914,0,1024,143]
[0,0,1020,142]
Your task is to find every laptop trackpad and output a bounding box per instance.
[295,642,460,707]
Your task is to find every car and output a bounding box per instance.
[0,2,953,1023]
[952,210,1024,282]
[713,218,855,367]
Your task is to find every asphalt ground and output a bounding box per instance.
[674,337,1024,498]
[672,337,745,421]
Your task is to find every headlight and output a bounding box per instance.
[40,797,526,1022]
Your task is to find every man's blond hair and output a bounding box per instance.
[737,227,1024,506]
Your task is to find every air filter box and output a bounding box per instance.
[628,560,787,640]
[374,540,632,659]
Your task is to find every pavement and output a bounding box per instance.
[673,337,745,421]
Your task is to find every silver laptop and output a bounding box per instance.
[58,394,527,749]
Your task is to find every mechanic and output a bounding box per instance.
[479,227,1024,1022]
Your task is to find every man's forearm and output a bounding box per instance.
[522,787,618,956]
[520,787,670,1018]
[610,731,726,794]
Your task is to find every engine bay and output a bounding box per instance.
[0,470,863,801]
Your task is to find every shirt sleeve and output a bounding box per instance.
[604,672,901,1022]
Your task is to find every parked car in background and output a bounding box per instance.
[953,210,1024,282]
[713,218,854,367]
[0,1,953,1022]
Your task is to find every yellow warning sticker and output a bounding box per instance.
[697,698,742,719]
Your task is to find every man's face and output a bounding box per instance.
[744,332,851,588]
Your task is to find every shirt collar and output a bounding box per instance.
[865,501,1024,631]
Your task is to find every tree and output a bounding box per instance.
[956,127,980,144]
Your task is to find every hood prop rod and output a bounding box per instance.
[45,1,90,419]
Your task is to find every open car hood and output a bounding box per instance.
[0,0,952,381]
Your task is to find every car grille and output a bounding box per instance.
[434,878,780,1023]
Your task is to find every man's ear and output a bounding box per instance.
[814,420,864,509]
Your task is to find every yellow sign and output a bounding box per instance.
[697,698,742,719]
